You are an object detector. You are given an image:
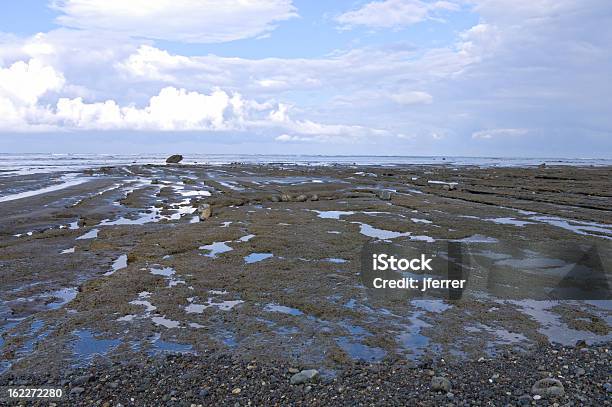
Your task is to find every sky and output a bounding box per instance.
[0,0,611,157]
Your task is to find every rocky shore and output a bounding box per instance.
[2,342,610,406]
[1,161,610,405]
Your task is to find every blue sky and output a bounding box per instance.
[0,0,611,157]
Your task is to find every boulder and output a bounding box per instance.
[295,194,308,202]
[280,194,292,202]
[166,154,183,164]
[310,194,319,201]
[198,203,212,220]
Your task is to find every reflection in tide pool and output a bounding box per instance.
[72,330,120,363]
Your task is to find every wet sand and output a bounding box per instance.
[0,162,610,405]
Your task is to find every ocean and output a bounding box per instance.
[0,153,611,176]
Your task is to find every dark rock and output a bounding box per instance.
[166,154,183,164]
[575,339,587,348]
[431,376,451,392]
[517,394,532,406]
[71,374,93,386]
[531,378,564,398]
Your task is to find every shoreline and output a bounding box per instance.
[1,162,610,404]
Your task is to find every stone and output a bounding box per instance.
[166,154,183,164]
[310,194,319,201]
[70,386,85,395]
[431,376,451,392]
[231,388,241,394]
[198,203,212,220]
[295,194,308,202]
[378,190,392,200]
[517,394,532,406]
[290,369,319,385]
[288,368,299,374]
[575,339,587,348]
[280,194,292,202]
[270,195,281,203]
[531,378,565,398]
[575,367,586,376]
[71,374,93,386]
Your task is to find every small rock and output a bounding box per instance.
[288,368,299,374]
[576,367,586,376]
[603,383,612,393]
[517,394,532,406]
[431,376,451,392]
[231,388,241,395]
[290,369,319,385]
[166,154,183,164]
[378,190,392,200]
[70,387,85,396]
[198,203,212,220]
[532,378,565,398]
[71,374,93,386]
[280,194,292,202]
[295,194,308,202]
[270,195,281,203]
[199,388,210,398]
[575,339,587,348]
[310,194,319,201]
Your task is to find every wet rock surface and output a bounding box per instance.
[0,162,611,404]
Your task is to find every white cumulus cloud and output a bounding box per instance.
[336,0,459,30]
[51,0,298,43]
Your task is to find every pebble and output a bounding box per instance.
[532,378,565,398]
[431,377,451,392]
[290,369,318,385]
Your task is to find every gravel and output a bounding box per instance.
[1,342,609,406]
